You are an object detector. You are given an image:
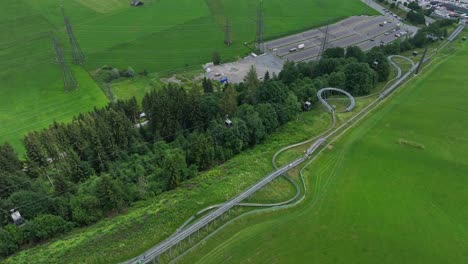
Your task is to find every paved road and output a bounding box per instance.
[363,0,421,33]
[268,15,403,63]
[266,16,364,49]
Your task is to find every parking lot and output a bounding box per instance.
[204,53,283,84]
[265,15,410,62]
[204,14,416,84]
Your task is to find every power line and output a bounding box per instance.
[415,46,429,75]
[255,0,265,53]
[224,17,232,46]
[62,7,85,65]
[319,21,330,61]
[51,33,78,92]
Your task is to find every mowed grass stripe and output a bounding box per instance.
[179,42,468,264]
[76,0,127,14]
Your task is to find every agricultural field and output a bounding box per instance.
[0,0,369,153]
[0,1,108,154]
[179,40,468,263]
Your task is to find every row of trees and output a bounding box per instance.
[0,19,455,256]
[279,46,390,96]
[376,0,428,25]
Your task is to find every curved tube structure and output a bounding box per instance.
[317,88,356,112]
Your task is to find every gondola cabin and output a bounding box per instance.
[225,116,233,128]
[10,209,25,227]
[304,101,312,111]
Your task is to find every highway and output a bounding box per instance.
[363,0,434,26]
[270,15,402,62]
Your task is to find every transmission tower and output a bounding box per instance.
[255,0,265,53]
[62,8,85,64]
[318,23,330,61]
[51,34,78,92]
[224,17,232,46]
[415,46,429,75]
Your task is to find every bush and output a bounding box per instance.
[323,47,345,58]
[23,215,73,243]
[71,195,103,226]
[124,67,136,77]
[407,1,421,11]
[407,11,425,25]
[212,51,221,65]
[110,68,120,79]
[0,228,18,257]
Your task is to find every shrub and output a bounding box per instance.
[124,67,136,77]
[212,51,221,65]
[23,215,73,243]
[110,68,120,79]
[0,228,18,257]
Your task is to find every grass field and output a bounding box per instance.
[110,75,164,102]
[0,0,369,153]
[0,0,108,154]
[178,41,468,263]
